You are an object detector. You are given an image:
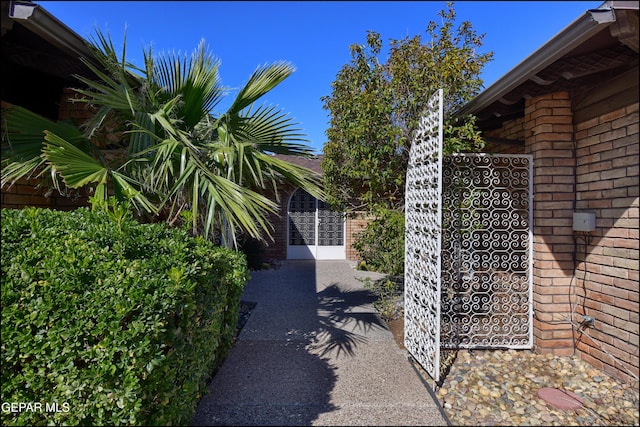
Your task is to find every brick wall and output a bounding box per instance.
[486,91,639,383]
[484,117,526,154]
[573,102,639,383]
[524,92,577,357]
[345,212,370,261]
[57,87,95,124]
[57,88,125,149]
[1,177,90,211]
[1,177,54,209]
[262,187,291,261]
[487,116,525,141]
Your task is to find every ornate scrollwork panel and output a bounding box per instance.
[441,154,533,349]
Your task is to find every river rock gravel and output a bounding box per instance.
[426,349,639,426]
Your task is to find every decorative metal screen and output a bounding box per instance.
[318,200,344,246]
[404,89,443,381]
[289,188,316,245]
[440,154,533,350]
[404,91,533,383]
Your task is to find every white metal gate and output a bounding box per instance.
[404,90,533,383]
[404,89,444,381]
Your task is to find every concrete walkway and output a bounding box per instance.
[191,260,448,426]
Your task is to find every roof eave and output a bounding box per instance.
[8,1,93,61]
[457,6,618,117]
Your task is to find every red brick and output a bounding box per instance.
[579,352,605,370]
[535,338,573,348]
[601,107,627,123]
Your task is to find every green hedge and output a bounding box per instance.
[353,208,405,276]
[1,207,248,426]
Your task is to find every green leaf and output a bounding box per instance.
[42,131,108,188]
[1,106,87,187]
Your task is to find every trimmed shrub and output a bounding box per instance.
[1,207,249,426]
[353,208,405,276]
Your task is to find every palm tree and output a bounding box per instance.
[2,30,323,248]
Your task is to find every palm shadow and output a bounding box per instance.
[310,283,387,358]
[192,261,392,426]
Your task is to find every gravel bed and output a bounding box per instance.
[426,349,639,426]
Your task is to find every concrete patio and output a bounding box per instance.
[191,260,448,426]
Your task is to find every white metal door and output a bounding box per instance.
[287,188,345,260]
[440,154,533,350]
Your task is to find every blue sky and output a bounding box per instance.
[40,1,600,154]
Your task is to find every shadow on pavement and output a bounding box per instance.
[191,261,444,426]
[191,261,340,426]
[311,283,386,358]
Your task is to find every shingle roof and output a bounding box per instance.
[271,154,324,176]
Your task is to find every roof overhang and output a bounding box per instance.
[3,0,93,60]
[1,1,100,118]
[1,0,97,81]
[457,1,639,129]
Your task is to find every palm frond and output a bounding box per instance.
[238,104,312,155]
[253,152,325,200]
[161,157,277,241]
[1,106,88,187]
[3,29,321,248]
[1,157,47,187]
[128,112,157,155]
[42,131,155,214]
[42,131,109,189]
[227,62,295,115]
[110,171,158,214]
[151,39,224,128]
